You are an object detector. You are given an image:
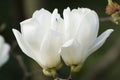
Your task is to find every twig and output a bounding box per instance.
[15,55,29,80]
[100,17,113,22]
[10,41,42,80]
[67,74,72,80]
[10,41,29,80]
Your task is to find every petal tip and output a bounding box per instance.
[12,29,18,33]
[0,35,4,40]
[53,8,58,12]
[67,7,70,9]
[108,29,114,32]
[65,7,70,12]
[105,29,114,36]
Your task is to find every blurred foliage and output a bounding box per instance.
[0,0,120,80]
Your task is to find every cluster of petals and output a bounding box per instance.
[13,7,114,69]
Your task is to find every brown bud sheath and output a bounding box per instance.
[106,0,120,15]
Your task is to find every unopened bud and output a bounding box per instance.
[111,12,120,24]
[106,0,120,15]
[106,0,120,24]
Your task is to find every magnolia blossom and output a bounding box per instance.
[0,35,10,67]
[60,7,114,71]
[13,9,63,71]
[13,7,113,74]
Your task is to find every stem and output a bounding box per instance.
[100,17,112,22]
[68,73,72,80]
[16,55,29,77]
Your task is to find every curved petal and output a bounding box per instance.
[0,35,4,52]
[60,39,84,65]
[63,8,99,47]
[63,7,70,39]
[0,44,10,67]
[32,8,51,29]
[20,19,39,40]
[51,9,64,33]
[13,29,54,68]
[88,29,114,57]
[63,7,82,40]
[20,9,52,50]
[20,18,44,51]
[15,9,64,69]
[39,29,62,68]
[76,8,99,47]
[12,29,37,60]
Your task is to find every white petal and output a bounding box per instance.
[76,9,99,47]
[0,44,10,67]
[20,18,39,39]
[88,29,114,56]
[63,8,99,48]
[63,7,79,39]
[20,9,53,51]
[20,18,44,51]
[13,29,53,68]
[32,8,51,29]
[51,9,64,34]
[0,35,4,52]
[15,9,64,69]
[63,7,70,32]
[12,29,36,60]
[39,30,62,68]
[60,39,84,65]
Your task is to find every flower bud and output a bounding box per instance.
[106,0,120,24]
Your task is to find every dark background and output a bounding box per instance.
[0,0,120,80]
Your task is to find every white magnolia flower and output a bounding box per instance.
[0,35,10,67]
[13,7,114,74]
[60,7,114,72]
[12,9,64,76]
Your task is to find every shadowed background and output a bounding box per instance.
[0,0,120,80]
